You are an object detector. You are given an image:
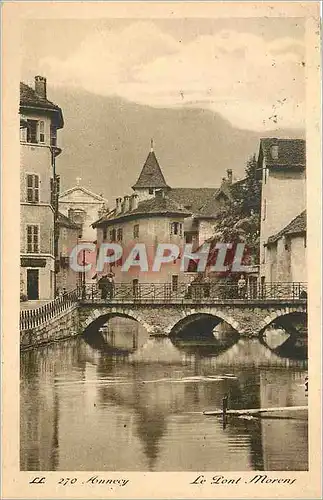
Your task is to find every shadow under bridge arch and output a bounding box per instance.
[259,310,307,360]
[81,309,151,352]
[168,312,240,354]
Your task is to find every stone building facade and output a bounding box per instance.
[20,76,64,300]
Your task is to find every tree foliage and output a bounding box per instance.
[211,154,261,265]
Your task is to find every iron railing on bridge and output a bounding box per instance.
[78,281,308,304]
[20,289,78,331]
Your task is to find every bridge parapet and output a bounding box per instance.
[78,282,308,305]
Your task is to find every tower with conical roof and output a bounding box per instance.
[132,140,170,201]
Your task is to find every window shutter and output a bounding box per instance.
[39,121,45,143]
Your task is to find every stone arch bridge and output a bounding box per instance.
[20,283,307,349]
[79,301,307,338]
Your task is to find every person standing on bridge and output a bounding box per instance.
[238,274,247,299]
[98,275,109,300]
[106,271,115,300]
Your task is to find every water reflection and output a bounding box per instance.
[21,324,308,472]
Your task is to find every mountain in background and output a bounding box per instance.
[50,87,305,204]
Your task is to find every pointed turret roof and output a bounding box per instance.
[132,145,170,190]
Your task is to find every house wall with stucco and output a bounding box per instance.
[56,224,80,292]
[96,214,188,284]
[265,233,306,283]
[260,165,306,280]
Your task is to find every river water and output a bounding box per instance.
[20,319,308,472]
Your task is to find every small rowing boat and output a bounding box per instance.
[203,405,308,418]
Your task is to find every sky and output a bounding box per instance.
[21,17,305,132]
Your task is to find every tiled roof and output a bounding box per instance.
[259,138,306,168]
[169,184,233,218]
[58,212,81,229]
[132,151,170,189]
[94,183,235,226]
[20,82,64,128]
[93,195,191,227]
[267,210,306,245]
[168,188,220,214]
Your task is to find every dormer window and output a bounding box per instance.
[271,145,279,160]
[149,188,154,195]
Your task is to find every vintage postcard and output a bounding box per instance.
[1,2,322,499]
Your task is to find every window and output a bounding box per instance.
[110,228,116,242]
[304,237,307,248]
[26,225,39,253]
[26,174,39,203]
[133,224,139,239]
[103,228,108,240]
[170,222,183,236]
[185,233,193,244]
[117,228,123,241]
[26,120,38,143]
[149,188,154,195]
[39,121,45,143]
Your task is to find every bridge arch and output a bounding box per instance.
[257,305,307,335]
[80,307,152,336]
[166,308,241,337]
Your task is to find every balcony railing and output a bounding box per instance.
[78,282,308,304]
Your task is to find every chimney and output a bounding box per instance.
[115,197,122,214]
[130,194,139,211]
[35,76,47,99]
[123,195,130,213]
[227,169,233,184]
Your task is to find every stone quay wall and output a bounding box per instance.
[20,304,80,350]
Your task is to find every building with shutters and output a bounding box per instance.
[20,76,64,300]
